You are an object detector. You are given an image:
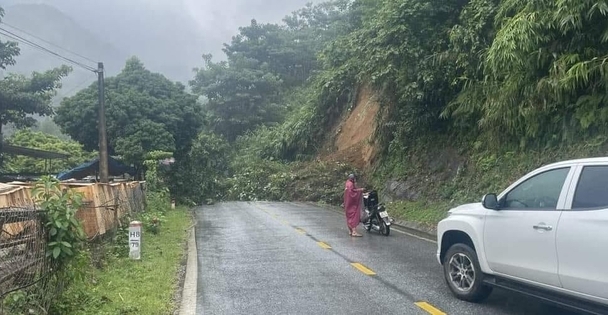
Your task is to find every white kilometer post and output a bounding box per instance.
[129,221,142,260]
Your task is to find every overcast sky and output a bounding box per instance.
[0,0,315,83]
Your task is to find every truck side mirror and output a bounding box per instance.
[482,193,499,210]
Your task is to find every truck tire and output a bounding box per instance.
[443,243,493,302]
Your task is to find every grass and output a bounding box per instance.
[373,135,608,228]
[387,200,451,229]
[53,206,191,315]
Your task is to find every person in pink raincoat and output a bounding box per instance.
[344,174,365,237]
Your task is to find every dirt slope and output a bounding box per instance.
[320,84,380,170]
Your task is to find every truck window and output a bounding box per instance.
[572,165,608,209]
[503,167,570,210]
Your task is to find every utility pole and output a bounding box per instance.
[97,62,109,183]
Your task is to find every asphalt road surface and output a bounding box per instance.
[195,202,583,315]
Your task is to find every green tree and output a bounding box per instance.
[190,55,283,142]
[191,1,355,146]
[439,0,499,126]
[33,117,71,140]
[312,0,470,152]
[54,57,204,167]
[444,0,608,146]
[223,21,297,84]
[0,65,72,129]
[0,7,72,168]
[4,130,95,174]
[0,8,19,72]
[170,132,230,203]
[221,1,352,88]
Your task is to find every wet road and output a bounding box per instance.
[195,202,582,315]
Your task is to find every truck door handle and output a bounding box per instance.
[533,224,553,231]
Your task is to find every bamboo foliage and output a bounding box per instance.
[182,0,608,166]
[442,0,608,145]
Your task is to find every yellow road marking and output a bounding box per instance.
[295,228,306,234]
[317,241,331,249]
[415,302,446,315]
[253,205,294,228]
[350,263,376,275]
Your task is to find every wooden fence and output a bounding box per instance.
[0,181,146,302]
[0,181,145,239]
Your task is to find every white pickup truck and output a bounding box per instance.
[437,158,608,314]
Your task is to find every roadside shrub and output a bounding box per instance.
[3,177,88,315]
[224,157,292,201]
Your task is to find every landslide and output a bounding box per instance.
[314,84,608,230]
[319,84,381,172]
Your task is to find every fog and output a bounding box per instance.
[0,0,314,85]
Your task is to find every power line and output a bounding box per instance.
[0,24,109,182]
[0,27,97,72]
[56,73,97,99]
[0,22,98,64]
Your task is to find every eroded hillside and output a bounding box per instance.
[320,84,381,171]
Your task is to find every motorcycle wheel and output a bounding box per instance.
[380,220,390,236]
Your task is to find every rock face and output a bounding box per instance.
[382,147,465,203]
[384,179,421,202]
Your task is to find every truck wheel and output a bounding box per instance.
[443,243,492,302]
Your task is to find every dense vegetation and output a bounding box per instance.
[169,0,608,215]
[5,0,608,220]
[0,8,191,314]
[3,0,608,311]
[47,153,190,315]
[54,57,204,169]
[4,130,95,174]
[0,7,72,172]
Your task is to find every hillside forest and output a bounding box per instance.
[3,0,608,227]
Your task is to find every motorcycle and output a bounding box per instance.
[362,190,393,236]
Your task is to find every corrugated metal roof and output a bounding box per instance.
[2,143,69,159]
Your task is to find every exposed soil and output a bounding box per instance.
[320,84,380,170]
